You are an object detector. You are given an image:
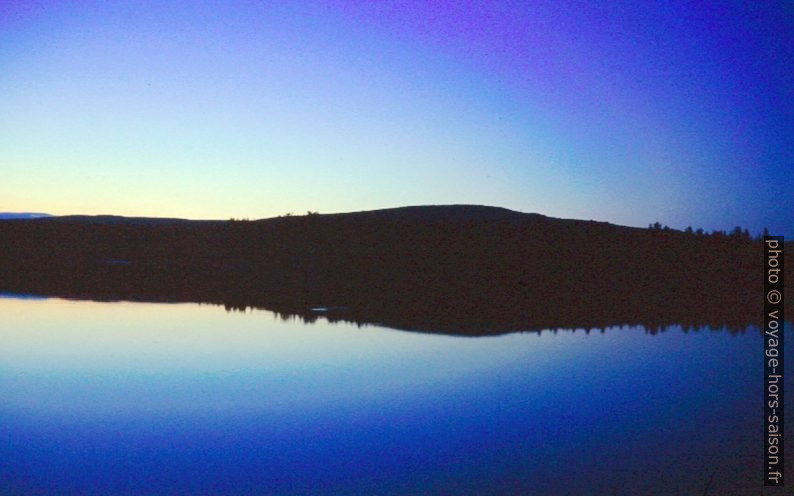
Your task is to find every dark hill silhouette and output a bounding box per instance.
[0,205,788,335]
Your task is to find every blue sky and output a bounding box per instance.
[1,1,791,235]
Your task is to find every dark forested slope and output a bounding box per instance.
[0,205,787,334]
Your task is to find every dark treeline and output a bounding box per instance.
[648,220,766,241]
[0,205,789,335]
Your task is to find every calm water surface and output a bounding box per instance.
[0,296,790,495]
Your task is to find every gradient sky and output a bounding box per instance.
[1,1,791,235]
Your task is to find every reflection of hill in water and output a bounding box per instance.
[224,304,774,338]
[1,205,789,336]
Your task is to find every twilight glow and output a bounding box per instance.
[1,1,791,235]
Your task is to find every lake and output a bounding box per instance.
[0,295,790,495]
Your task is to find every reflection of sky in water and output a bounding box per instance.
[0,297,790,495]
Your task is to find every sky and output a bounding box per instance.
[1,0,791,235]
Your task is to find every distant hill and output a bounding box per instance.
[40,214,218,225]
[0,205,789,334]
[0,212,52,219]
